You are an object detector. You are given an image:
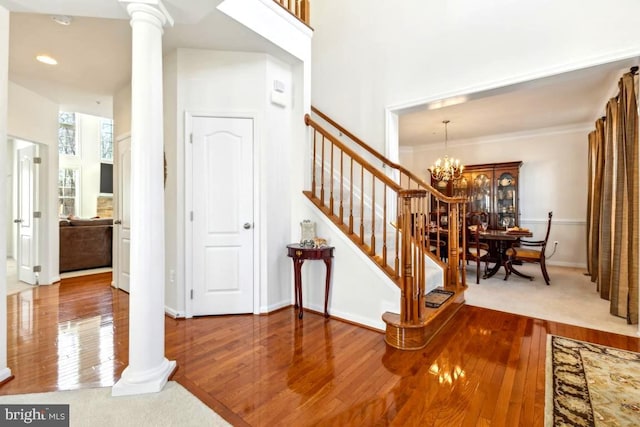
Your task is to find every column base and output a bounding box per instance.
[112,359,177,396]
[0,367,13,384]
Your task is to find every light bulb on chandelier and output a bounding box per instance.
[429,120,463,182]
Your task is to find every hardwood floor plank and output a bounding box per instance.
[1,274,639,426]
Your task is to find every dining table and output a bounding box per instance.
[478,228,533,279]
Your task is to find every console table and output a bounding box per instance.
[286,244,334,319]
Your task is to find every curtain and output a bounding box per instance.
[586,119,605,282]
[614,72,639,322]
[598,98,617,300]
[587,70,639,325]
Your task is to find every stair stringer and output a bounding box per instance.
[298,196,401,331]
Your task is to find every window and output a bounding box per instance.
[58,168,79,217]
[58,112,77,156]
[100,119,114,162]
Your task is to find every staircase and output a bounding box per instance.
[304,108,469,350]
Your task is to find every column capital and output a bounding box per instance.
[119,0,174,27]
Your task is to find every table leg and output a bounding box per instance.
[293,259,304,318]
[323,257,332,318]
[483,241,507,279]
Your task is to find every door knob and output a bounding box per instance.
[243,222,252,229]
[114,219,122,225]
[13,219,22,223]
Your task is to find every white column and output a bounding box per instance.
[0,4,13,384]
[112,0,175,396]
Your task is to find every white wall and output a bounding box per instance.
[162,48,298,317]
[114,85,132,138]
[264,56,294,311]
[7,82,60,285]
[402,125,589,267]
[311,0,640,152]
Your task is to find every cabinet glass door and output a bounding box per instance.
[496,172,517,228]
[452,176,468,199]
[469,173,491,213]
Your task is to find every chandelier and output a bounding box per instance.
[429,120,463,181]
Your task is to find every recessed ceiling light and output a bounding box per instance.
[51,15,73,26]
[36,55,58,65]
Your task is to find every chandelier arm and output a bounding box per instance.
[428,120,463,182]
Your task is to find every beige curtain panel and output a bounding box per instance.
[586,69,638,325]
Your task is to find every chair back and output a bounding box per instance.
[541,211,553,251]
[465,211,488,250]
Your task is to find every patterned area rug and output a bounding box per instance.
[545,335,640,426]
[425,288,454,308]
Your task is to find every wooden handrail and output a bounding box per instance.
[305,115,401,191]
[311,106,464,204]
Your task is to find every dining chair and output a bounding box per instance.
[504,211,553,285]
[463,212,491,284]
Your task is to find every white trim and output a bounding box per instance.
[0,368,12,383]
[410,122,593,153]
[164,307,183,319]
[521,218,585,226]
[547,261,586,269]
[263,299,290,313]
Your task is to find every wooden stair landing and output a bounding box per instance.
[383,291,465,350]
[303,190,467,350]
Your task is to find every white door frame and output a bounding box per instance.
[183,111,260,318]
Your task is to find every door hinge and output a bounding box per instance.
[33,211,42,219]
[33,265,42,273]
[33,157,42,164]
[190,211,194,221]
[190,133,193,144]
[190,289,194,299]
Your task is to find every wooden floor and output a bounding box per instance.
[1,273,639,426]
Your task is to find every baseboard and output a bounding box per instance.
[165,307,184,319]
[261,299,291,313]
[547,261,586,269]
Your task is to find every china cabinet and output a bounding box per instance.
[430,161,522,229]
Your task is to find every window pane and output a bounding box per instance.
[58,112,76,156]
[58,168,78,217]
[100,119,113,162]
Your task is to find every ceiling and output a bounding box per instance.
[1,0,638,140]
[1,0,297,117]
[399,58,639,147]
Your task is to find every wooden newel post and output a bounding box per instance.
[399,189,427,324]
[447,203,461,289]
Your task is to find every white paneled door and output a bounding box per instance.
[113,136,131,293]
[191,117,254,315]
[16,144,38,284]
